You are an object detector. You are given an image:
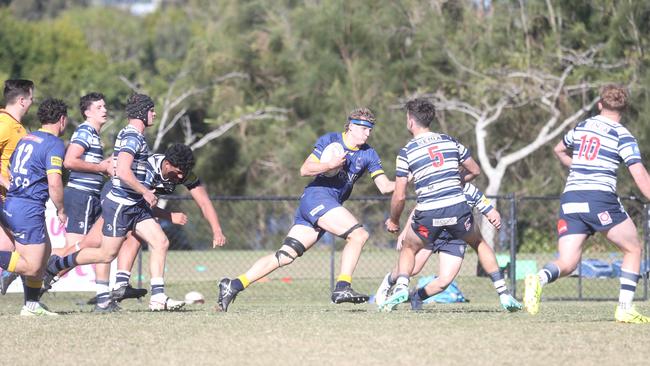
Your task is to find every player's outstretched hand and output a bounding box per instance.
[143,190,158,208]
[385,218,400,234]
[171,212,188,225]
[486,209,501,230]
[212,232,226,248]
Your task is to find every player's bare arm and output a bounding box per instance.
[150,206,187,225]
[386,176,408,233]
[299,154,345,177]
[189,184,226,247]
[115,151,157,207]
[553,140,573,168]
[373,174,395,194]
[628,163,650,200]
[460,157,481,183]
[64,143,110,174]
[47,171,66,225]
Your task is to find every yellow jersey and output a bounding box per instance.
[0,109,27,198]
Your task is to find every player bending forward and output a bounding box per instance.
[375,183,521,312]
[217,107,394,311]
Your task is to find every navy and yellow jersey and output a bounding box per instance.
[67,122,104,194]
[305,132,385,203]
[144,154,201,195]
[463,183,493,214]
[106,125,150,205]
[7,129,64,203]
[563,115,642,194]
[396,132,470,211]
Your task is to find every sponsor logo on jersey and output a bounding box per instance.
[309,204,325,217]
[598,211,613,226]
[431,217,457,226]
[23,134,43,143]
[464,217,472,231]
[51,156,62,167]
[417,225,429,238]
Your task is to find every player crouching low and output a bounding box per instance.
[217,107,394,311]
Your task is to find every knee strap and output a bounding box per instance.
[338,223,363,239]
[275,237,307,267]
[283,237,306,257]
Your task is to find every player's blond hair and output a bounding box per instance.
[344,107,376,131]
[600,84,628,112]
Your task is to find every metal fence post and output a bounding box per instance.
[578,253,583,300]
[509,193,517,298]
[330,237,335,292]
[137,247,143,299]
[641,203,650,300]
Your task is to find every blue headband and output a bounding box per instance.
[349,119,374,128]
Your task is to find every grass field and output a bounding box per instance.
[2,281,650,365]
[2,249,649,365]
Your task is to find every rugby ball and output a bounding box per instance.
[184,291,205,304]
[320,142,345,177]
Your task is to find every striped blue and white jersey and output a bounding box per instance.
[396,132,471,210]
[144,154,201,195]
[563,115,642,194]
[305,132,385,203]
[106,125,150,205]
[464,183,493,214]
[67,122,104,194]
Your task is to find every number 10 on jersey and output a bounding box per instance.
[577,135,601,161]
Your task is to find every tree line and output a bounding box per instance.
[2,0,650,202]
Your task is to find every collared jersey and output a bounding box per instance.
[106,124,149,205]
[563,115,642,194]
[396,131,470,211]
[144,154,201,195]
[0,109,27,198]
[67,122,105,194]
[305,132,385,203]
[7,129,64,203]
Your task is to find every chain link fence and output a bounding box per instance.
[133,195,648,304]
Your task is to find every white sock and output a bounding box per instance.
[395,275,409,288]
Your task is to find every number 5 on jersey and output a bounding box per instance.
[427,146,445,167]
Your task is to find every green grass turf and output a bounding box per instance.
[2,249,648,365]
[2,281,650,365]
